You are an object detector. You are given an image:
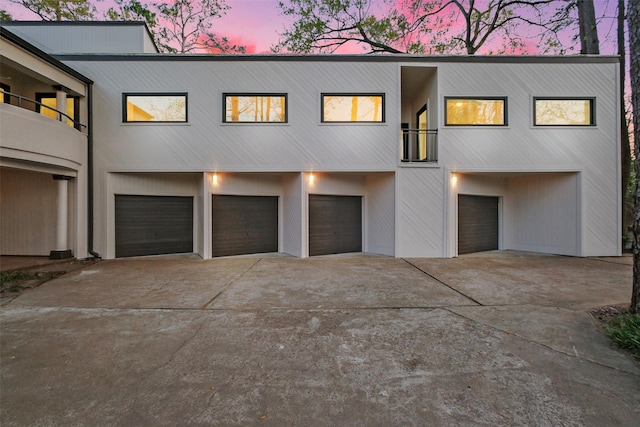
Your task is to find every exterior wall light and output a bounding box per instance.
[308,173,315,184]
[212,173,218,184]
[451,173,458,185]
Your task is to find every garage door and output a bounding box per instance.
[212,195,278,257]
[458,195,499,255]
[309,195,362,256]
[115,195,193,258]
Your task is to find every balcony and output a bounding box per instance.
[401,129,438,163]
[1,92,87,170]
[2,91,85,130]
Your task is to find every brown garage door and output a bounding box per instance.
[458,195,499,255]
[309,195,362,256]
[115,195,193,258]
[212,195,278,257]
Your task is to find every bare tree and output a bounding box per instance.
[8,0,96,21]
[619,0,632,249]
[630,0,640,313]
[274,0,573,54]
[153,0,244,53]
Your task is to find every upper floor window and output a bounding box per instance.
[533,97,595,126]
[322,94,384,123]
[37,93,79,129]
[0,83,10,104]
[445,97,507,126]
[223,94,287,123]
[123,93,188,123]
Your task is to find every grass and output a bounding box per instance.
[606,312,640,360]
[0,271,37,293]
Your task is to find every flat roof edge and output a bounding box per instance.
[53,53,620,64]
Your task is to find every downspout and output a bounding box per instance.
[87,83,101,259]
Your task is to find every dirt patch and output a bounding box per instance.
[589,304,631,330]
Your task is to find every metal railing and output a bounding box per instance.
[1,91,86,130]
[401,129,438,162]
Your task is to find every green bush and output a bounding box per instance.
[606,313,640,360]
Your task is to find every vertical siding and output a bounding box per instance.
[1,168,58,255]
[282,173,303,257]
[504,173,579,256]
[396,168,445,257]
[365,173,395,256]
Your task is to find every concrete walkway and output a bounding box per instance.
[1,251,638,426]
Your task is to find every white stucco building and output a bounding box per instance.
[1,22,622,260]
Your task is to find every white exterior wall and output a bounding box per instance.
[3,23,156,54]
[61,56,619,259]
[435,61,619,257]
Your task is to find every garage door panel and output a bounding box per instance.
[115,195,193,258]
[309,195,362,256]
[458,195,498,255]
[212,195,278,257]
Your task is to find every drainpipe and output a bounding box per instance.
[87,83,101,259]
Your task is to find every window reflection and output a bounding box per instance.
[224,95,286,123]
[322,95,384,122]
[534,99,594,125]
[445,98,506,126]
[124,94,187,122]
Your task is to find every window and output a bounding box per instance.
[36,93,79,128]
[445,97,507,126]
[0,83,10,104]
[223,94,287,123]
[533,98,595,126]
[321,94,384,123]
[123,93,188,123]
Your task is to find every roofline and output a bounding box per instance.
[1,20,159,53]
[1,26,94,84]
[54,53,619,64]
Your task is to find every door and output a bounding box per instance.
[458,195,499,255]
[212,195,278,257]
[115,195,193,258]
[309,195,362,256]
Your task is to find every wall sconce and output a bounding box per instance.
[308,173,315,184]
[451,173,458,185]
[212,173,218,184]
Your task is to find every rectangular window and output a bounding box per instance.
[36,93,79,128]
[223,94,287,123]
[0,83,10,104]
[533,98,595,126]
[322,94,384,123]
[445,97,507,126]
[123,93,187,123]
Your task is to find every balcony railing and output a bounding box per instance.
[1,91,85,131]
[401,128,438,163]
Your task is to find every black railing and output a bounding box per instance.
[1,91,85,130]
[401,129,437,162]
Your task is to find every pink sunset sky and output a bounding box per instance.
[5,0,623,55]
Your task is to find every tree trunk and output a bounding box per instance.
[629,0,640,313]
[620,0,631,248]
[578,0,600,54]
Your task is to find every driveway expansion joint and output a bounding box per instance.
[402,258,484,306]
[200,257,263,309]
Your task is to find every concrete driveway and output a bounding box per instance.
[1,251,638,426]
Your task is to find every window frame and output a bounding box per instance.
[321,93,386,123]
[36,92,80,129]
[444,96,508,127]
[532,97,596,127]
[122,92,188,123]
[222,93,288,124]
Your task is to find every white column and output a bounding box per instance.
[55,90,67,122]
[50,175,73,259]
